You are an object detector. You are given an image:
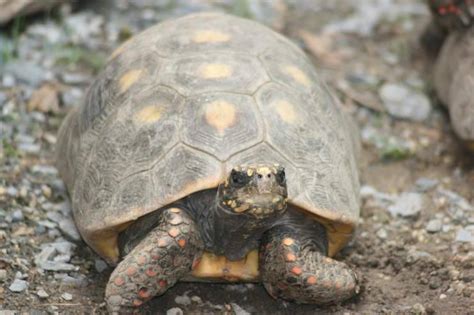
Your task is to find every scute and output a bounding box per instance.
[151,12,277,57]
[57,12,360,264]
[181,93,264,161]
[157,53,269,96]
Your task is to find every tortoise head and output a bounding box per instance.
[218,164,288,218]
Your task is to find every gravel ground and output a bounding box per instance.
[1,0,473,314]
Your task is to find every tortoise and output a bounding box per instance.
[56,12,361,313]
[426,0,474,151]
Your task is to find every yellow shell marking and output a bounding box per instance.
[204,100,237,134]
[284,65,311,87]
[192,30,231,43]
[119,69,143,93]
[273,100,297,124]
[134,105,163,124]
[199,63,233,79]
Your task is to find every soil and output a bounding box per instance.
[1,0,473,314]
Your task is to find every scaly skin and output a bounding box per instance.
[260,226,360,304]
[428,0,474,30]
[105,208,203,314]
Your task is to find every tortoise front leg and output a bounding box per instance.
[259,224,360,305]
[105,207,203,314]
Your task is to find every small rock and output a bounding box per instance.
[388,192,423,218]
[9,279,28,292]
[94,259,108,273]
[415,178,439,192]
[231,303,251,315]
[439,293,447,299]
[18,143,41,154]
[31,165,58,176]
[61,72,90,85]
[166,307,184,315]
[37,288,49,298]
[426,219,442,233]
[0,269,7,282]
[455,226,474,243]
[191,295,202,303]
[61,292,73,301]
[376,228,388,239]
[429,277,441,289]
[411,303,426,314]
[379,83,431,121]
[5,61,46,86]
[58,217,81,241]
[11,209,24,222]
[174,294,191,306]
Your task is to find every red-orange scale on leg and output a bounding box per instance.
[113,276,125,286]
[306,276,317,285]
[159,279,167,288]
[146,268,157,277]
[137,255,147,266]
[126,266,137,276]
[138,288,150,299]
[291,266,302,275]
[133,299,143,307]
[177,239,186,248]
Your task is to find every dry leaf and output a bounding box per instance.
[297,30,349,67]
[28,83,60,113]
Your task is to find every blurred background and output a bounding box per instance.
[0,0,473,314]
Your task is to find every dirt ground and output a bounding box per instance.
[1,0,473,314]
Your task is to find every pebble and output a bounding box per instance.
[0,269,7,282]
[231,303,251,315]
[37,288,49,298]
[438,189,473,211]
[31,165,59,176]
[379,83,431,121]
[425,219,442,233]
[439,293,447,299]
[0,92,7,105]
[455,226,474,243]
[191,295,202,303]
[415,178,439,192]
[11,210,24,222]
[94,259,108,273]
[4,61,46,86]
[18,143,41,154]
[376,228,388,239]
[166,307,184,315]
[9,279,28,292]
[175,294,191,306]
[61,292,73,301]
[388,192,423,218]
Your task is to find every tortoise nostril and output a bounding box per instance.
[258,174,263,179]
[267,174,271,178]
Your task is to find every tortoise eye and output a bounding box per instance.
[276,169,286,185]
[230,169,249,187]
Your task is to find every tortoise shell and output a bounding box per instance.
[56,12,360,264]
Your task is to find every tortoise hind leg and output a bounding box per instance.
[105,207,203,314]
[259,223,360,304]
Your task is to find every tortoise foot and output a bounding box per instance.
[260,227,359,305]
[105,207,203,314]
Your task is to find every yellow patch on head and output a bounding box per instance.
[119,69,143,93]
[204,100,237,134]
[284,65,311,87]
[274,100,297,124]
[199,63,233,79]
[192,30,231,43]
[134,105,163,124]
